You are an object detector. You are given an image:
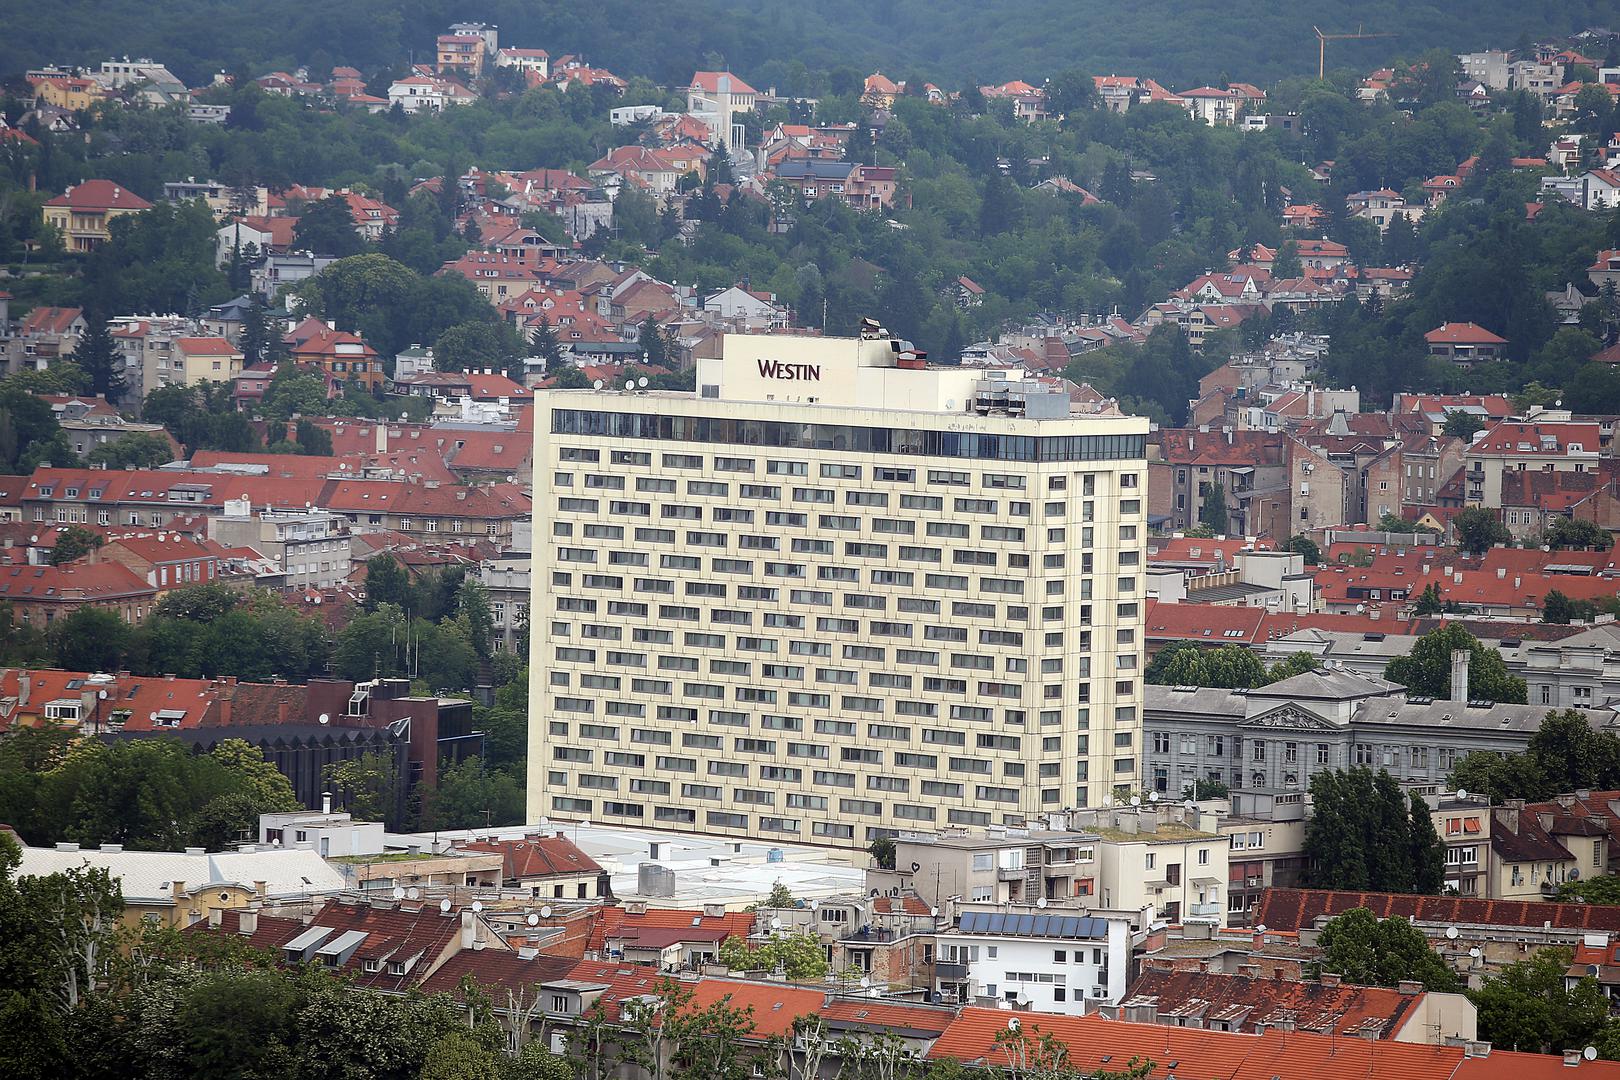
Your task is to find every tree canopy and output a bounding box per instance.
[1384,624,1526,703]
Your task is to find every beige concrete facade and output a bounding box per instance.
[528,331,1149,849]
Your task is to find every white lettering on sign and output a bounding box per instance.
[757,358,821,381]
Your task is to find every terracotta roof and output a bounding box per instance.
[417,948,577,996]
[1425,322,1507,345]
[1124,967,1423,1037]
[19,306,83,336]
[174,337,241,356]
[1469,421,1600,455]
[871,894,932,916]
[926,1006,1620,1080]
[0,562,155,603]
[457,834,602,881]
[689,71,759,96]
[44,180,152,212]
[585,906,754,952]
[1253,887,1620,934]
[820,998,954,1036]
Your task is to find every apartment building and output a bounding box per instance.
[528,327,1150,848]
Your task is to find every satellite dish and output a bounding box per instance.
[1469,947,1482,958]
[318,713,330,725]
[392,886,405,900]
[945,399,956,410]
[1445,925,1459,940]
[97,689,108,700]
[471,900,484,913]
[637,376,649,388]
[1008,1017,1020,1032]
[1130,796,1141,807]
[439,899,452,913]
[540,905,552,919]
[578,819,590,829]
[1254,924,1267,933]
[770,917,783,930]
[1586,1047,1599,1062]
[407,887,420,900]
[1455,788,1468,800]
[1148,791,1159,802]
[527,913,539,926]
[1036,896,1049,909]
[592,379,604,390]
[929,907,939,918]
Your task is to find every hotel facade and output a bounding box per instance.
[528,328,1149,848]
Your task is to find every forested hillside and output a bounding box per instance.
[2,0,1611,88]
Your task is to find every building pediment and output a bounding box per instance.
[1240,704,1341,730]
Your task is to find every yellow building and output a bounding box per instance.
[42,180,153,252]
[171,336,245,388]
[528,327,1149,848]
[30,75,103,112]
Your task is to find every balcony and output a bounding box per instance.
[842,927,897,945]
[1189,902,1222,918]
[997,866,1027,882]
[934,961,969,981]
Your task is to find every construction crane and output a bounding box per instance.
[1314,24,1395,80]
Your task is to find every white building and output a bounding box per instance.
[528,325,1150,849]
[259,808,385,858]
[210,499,353,590]
[388,76,450,113]
[936,906,1137,1010]
[686,71,757,149]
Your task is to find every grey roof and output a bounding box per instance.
[774,159,859,181]
[1250,667,1401,700]
[1353,698,1617,733]
[955,911,1111,940]
[1145,685,1245,717]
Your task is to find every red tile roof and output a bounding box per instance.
[1253,887,1620,934]
[1125,967,1423,1037]
[44,180,152,212]
[926,1007,1619,1080]
[19,306,83,336]
[1469,421,1600,456]
[585,906,754,952]
[457,834,602,881]
[1425,322,1507,345]
[0,562,155,603]
[689,71,759,96]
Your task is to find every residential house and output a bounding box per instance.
[495,48,549,78]
[0,562,157,625]
[1347,189,1424,232]
[685,71,757,149]
[1461,421,1602,507]
[456,834,606,898]
[436,34,486,79]
[1180,87,1240,126]
[93,532,221,593]
[772,159,899,209]
[286,319,384,390]
[6,306,85,374]
[166,336,244,388]
[209,502,352,590]
[1425,322,1508,364]
[586,145,704,196]
[934,907,1136,1010]
[42,180,152,252]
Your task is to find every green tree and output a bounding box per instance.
[1314,908,1460,991]
[1144,642,1268,689]
[363,555,411,611]
[47,524,103,566]
[978,172,1023,237]
[1282,534,1321,564]
[1304,768,1444,894]
[868,835,896,870]
[1556,875,1620,905]
[1412,583,1446,616]
[455,576,494,659]
[766,881,794,909]
[261,365,330,421]
[1472,949,1610,1053]
[1545,517,1614,551]
[1044,68,1097,119]
[433,320,521,374]
[1452,506,1510,557]
[86,431,176,469]
[421,757,524,831]
[1440,410,1484,440]
[322,752,404,829]
[293,194,365,257]
[48,607,129,671]
[1198,484,1227,533]
[1543,588,1595,625]
[74,318,128,402]
[1385,624,1526,703]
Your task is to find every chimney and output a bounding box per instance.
[1397,979,1423,995]
[1320,972,1342,987]
[238,908,258,935]
[376,423,387,454]
[207,908,223,929]
[1497,801,1523,834]
[171,879,187,900]
[254,880,267,898]
[1450,649,1470,703]
[323,791,333,815]
[460,909,476,950]
[18,670,30,709]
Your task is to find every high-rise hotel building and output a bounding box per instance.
[527,328,1148,849]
